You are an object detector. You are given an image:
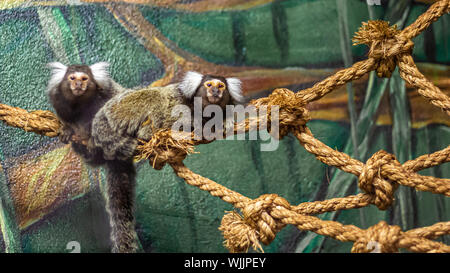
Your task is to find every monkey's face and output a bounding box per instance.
[67,72,92,96]
[204,79,226,104]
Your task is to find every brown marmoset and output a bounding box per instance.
[46,62,124,164]
[177,71,244,132]
[47,62,140,253]
[178,71,243,109]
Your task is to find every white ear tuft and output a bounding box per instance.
[47,62,68,93]
[178,71,204,99]
[90,62,111,89]
[226,77,244,103]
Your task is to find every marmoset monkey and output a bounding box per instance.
[177,71,244,132]
[89,72,244,161]
[47,66,243,252]
[88,83,188,252]
[47,62,125,163]
[47,62,140,253]
[178,71,244,109]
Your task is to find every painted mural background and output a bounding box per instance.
[0,0,448,253]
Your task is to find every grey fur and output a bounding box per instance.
[55,78,192,252]
[91,83,186,161]
[104,160,138,253]
[88,84,188,252]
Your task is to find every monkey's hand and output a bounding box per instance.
[59,124,75,144]
[85,137,97,154]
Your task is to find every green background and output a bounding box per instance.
[0,0,448,253]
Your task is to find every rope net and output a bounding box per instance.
[1,0,450,253]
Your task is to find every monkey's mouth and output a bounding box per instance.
[207,96,220,104]
[71,88,86,96]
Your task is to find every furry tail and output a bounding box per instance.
[104,159,138,253]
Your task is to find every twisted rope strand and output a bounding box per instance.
[0,104,60,137]
[398,54,450,115]
[402,0,450,40]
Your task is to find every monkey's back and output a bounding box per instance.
[91,83,186,160]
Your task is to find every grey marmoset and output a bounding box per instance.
[89,83,188,252]
[87,72,244,251]
[91,71,245,161]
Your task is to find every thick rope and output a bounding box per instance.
[398,54,450,115]
[0,0,449,253]
[0,104,60,137]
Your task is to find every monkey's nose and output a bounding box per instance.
[212,88,220,97]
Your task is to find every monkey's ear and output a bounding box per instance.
[178,71,203,99]
[47,62,68,93]
[90,62,111,89]
[226,78,244,103]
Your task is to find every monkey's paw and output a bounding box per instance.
[85,138,100,154]
[59,127,75,144]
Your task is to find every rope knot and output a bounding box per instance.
[358,150,400,210]
[352,221,403,253]
[353,20,414,78]
[135,130,196,170]
[219,194,290,253]
[252,88,311,138]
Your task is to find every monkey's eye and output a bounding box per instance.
[69,76,75,81]
[219,84,224,88]
[207,83,212,87]
[81,76,88,81]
